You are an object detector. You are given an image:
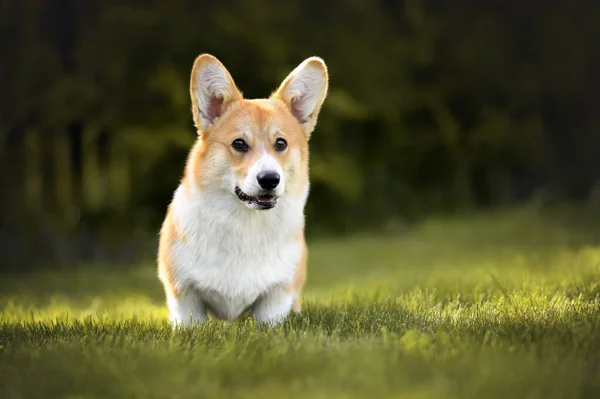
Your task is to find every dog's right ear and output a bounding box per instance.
[190,54,242,132]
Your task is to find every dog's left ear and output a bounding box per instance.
[273,57,329,136]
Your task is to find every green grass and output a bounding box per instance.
[2,206,600,398]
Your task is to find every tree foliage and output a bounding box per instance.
[1,0,599,267]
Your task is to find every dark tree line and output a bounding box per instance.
[1,0,599,270]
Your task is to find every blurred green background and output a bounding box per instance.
[2,0,600,271]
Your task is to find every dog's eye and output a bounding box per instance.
[275,138,287,152]
[232,139,249,153]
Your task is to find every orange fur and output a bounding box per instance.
[289,238,308,311]
[184,100,310,196]
[158,206,183,298]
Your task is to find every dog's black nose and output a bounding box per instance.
[257,171,280,190]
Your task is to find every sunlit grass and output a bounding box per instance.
[2,206,600,398]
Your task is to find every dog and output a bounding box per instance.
[157,54,328,326]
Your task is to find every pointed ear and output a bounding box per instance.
[190,54,242,132]
[273,57,329,135]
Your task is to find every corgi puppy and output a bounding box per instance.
[157,54,328,326]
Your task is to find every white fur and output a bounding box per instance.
[166,182,307,326]
[250,287,294,323]
[241,151,286,197]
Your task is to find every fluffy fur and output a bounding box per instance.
[157,54,328,326]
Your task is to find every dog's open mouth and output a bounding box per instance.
[235,187,277,210]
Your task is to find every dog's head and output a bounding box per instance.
[186,55,328,210]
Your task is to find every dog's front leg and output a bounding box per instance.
[167,289,207,327]
[251,287,293,325]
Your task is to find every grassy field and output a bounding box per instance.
[2,206,600,398]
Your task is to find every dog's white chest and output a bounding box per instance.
[170,188,304,320]
[185,237,300,319]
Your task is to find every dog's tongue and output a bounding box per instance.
[258,195,274,202]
